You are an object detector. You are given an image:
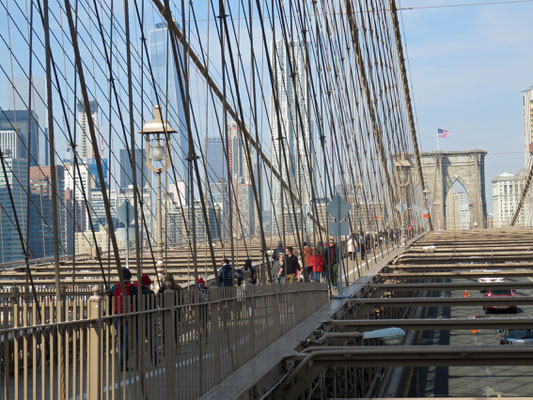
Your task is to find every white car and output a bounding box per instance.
[473,269,503,284]
[478,276,505,284]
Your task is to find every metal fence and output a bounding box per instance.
[1,282,328,399]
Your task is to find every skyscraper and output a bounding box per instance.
[0,130,28,262]
[228,122,248,181]
[227,122,259,238]
[205,136,226,183]
[0,110,39,166]
[8,76,48,165]
[493,172,526,227]
[28,166,65,258]
[149,22,188,201]
[87,158,109,190]
[76,100,100,160]
[119,148,148,189]
[270,40,312,235]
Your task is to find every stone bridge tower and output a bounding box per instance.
[418,150,487,229]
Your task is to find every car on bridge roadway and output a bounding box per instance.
[483,288,517,313]
[498,328,533,345]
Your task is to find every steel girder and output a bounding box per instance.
[324,317,533,330]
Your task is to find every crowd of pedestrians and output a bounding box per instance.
[265,226,415,287]
[269,239,340,287]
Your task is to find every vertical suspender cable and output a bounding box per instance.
[42,0,62,302]
[124,0,143,283]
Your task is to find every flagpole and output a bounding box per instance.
[437,130,440,151]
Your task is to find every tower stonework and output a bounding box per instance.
[418,150,487,229]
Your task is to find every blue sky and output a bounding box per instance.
[399,0,533,211]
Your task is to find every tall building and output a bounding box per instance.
[205,136,226,183]
[172,201,219,243]
[28,166,65,258]
[0,131,28,262]
[149,22,188,201]
[227,122,259,238]
[446,190,470,230]
[0,110,39,166]
[493,172,526,227]
[119,148,148,189]
[228,122,249,182]
[76,100,100,160]
[87,158,109,190]
[8,76,48,165]
[270,40,312,235]
[209,181,229,240]
[64,189,84,255]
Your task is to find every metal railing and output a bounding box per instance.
[1,282,328,399]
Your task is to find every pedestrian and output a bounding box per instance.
[218,258,234,287]
[284,246,301,283]
[294,250,305,282]
[108,267,137,371]
[365,232,371,255]
[109,267,138,311]
[138,274,155,295]
[157,272,181,294]
[198,277,207,292]
[197,277,209,337]
[359,229,366,260]
[325,238,339,288]
[274,253,286,284]
[303,242,313,281]
[241,259,257,286]
[310,247,324,283]
[347,236,355,261]
[136,274,155,361]
[272,240,285,261]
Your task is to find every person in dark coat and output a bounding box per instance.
[324,238,339,287]
[108,267,137,370]
[241,259,257,286]
[218,259,234,287]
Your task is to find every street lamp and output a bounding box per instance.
[394,152,411,246]
[140,106,176,272]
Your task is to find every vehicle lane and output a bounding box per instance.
[408,275,533,397]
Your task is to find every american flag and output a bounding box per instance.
[437,128,450,138]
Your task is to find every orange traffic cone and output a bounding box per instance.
[472,315,478,334]
[464,289,468,298]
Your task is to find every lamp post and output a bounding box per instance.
[140,106,176,273]
[394,152,411,247]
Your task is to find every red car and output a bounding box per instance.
[483,289,517,313]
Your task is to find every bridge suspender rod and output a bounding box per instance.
[43,0,62,300]
[389,0,433,230]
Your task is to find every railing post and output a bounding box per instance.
[87,285,102,400]
[10,286,19,306]
[164,290,176,398]
[250,286,256,355]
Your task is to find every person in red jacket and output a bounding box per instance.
[310,248,325,283]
